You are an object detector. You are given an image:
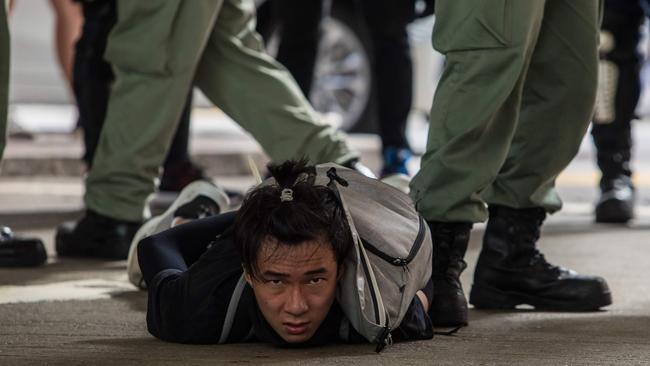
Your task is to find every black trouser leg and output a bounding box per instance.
[591,0,644,182]
[164,92,193,166]
[590,0,643,222]
[362,0,414,151]
[275,0,322,95]
[73,0,115,167]
[255,0,322,96]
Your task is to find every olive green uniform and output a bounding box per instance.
[85,0,357,222]
[0,0,9,160]
[410,0,603,223]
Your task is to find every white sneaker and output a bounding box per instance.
[126,180,230,290]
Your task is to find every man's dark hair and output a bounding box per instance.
[234,159,353,280]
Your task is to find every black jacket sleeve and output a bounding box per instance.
[139,213,247,344]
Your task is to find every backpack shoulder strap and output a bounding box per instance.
[219,274,247,344]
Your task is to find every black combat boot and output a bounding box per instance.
[56,210,141,260]
[0,227,47,267]
[428,221,473,326]
[470,205,612,310]
[594,151,634,223]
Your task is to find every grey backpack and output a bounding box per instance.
[314,163,432,352]
[219,163,432,352]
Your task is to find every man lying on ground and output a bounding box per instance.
[135,160,435,347]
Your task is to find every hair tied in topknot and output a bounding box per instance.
[268,159,316,189]
[280,188,294,202]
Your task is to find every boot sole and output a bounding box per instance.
[469,284,612,311]
[432,308,468,327]
[55,228,131,260]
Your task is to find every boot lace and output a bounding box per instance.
[506,209,560,274]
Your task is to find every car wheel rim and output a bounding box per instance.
[310,17,372,131]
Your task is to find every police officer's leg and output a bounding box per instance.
[83,1,224,220]
[255,0,274,41]
[194,0,356,165]
[74,0,200,192]
[410,0,546,326]
[471,0,611,311]
[57,1,226,259]
[159,91,207,193]
[410,1,545,223]
[273,0,322,96]
[591,1,644,223]
[255,0,322,97]
[482,1,602,212]
[73,0,116,166]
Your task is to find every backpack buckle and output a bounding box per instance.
[326,167,349,187]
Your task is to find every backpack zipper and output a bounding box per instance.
[360,215,426,267]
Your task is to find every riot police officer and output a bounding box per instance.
[411,0,612,326]
[55,0,364,260]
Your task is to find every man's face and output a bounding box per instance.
[245,237,340,344]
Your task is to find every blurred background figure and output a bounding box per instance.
[257,0,423,177]
[592,0,650,223]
